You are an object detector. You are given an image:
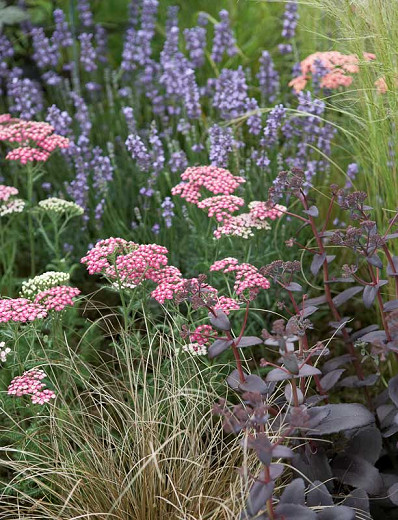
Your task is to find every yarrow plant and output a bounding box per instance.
[37,198,84,217]
[34,285,80,312]
[0,341,11,363]
[8,368,56,405]
[20,271,71,300]
[0,184,25,217]
[289,51,375,92]
[172,166,286,239]
[0,114,69,164]
[0,298,48,323]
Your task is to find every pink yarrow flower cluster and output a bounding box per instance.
[183,325,217,356]
[0,114,69,165]
[214,202,286,239]
[171,166,284,240]
[210,258,270,297]
[0,184,25,217]
[289,51,375,93]
[171,166,245,204]
[82,239,187,304]
[197,195,245,222]
[8,368,56,404]
[80,237,129,275]
[190,324,216,345]
[0,185,18,201]
[0,298,47,323]
[35,285,81,311]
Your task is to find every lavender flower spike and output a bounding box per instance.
[211,10,237,63]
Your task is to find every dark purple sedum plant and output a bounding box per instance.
[175,168,398,519]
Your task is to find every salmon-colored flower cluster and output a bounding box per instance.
[289,51,375,93]
[35,285,81,311]
[0,114,69,164]
[171,166,246,204]
[8,368,56,404]
[210,258,270,297]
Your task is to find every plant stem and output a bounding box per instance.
[299,193,367,382]
[26,165,35,275]
[263,465,275,520]
[382,244,398,298]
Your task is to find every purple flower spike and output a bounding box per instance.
[211,10,237,63]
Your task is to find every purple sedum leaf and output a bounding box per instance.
[242,480,274,518]
[388,483,398,506]
[319,369,345,392]
[285,282,303,292]
[332,286,363,307]
[279,478,305,505]
[274,503,317,520]
[235,336,263,348]
[310,253,326,276]
[347,427,382,464]
[363,285,379,308]
[306,481,333,507]
[226,369,247,390]
[208,310,231,331]
[388,374,398,408]
[208,339,233,359]
[317,506,355,520]
[239,374,269,395]
[332,454,382,495]
[313,403,374,435]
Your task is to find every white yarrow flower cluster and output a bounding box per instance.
[21,271,70,299]
[214,212,271,239]
[0,185,25,217]
[182,343,207,356]
[0,342,11,363]
[38,197,84,216]
[0,198,25,217]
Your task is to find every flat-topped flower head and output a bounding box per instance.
[289,51,375,93]
[0,184,25,217]
[8,368,55,404]
[108,244,169,285]
[197,195,245,222]
[182,324,218,356]
[21,271,71,300]
[82,239,186,304]
[214,296,241,314]
[210,258,270,298]
[81,237,130,275]
[37,197,84,217]
[0,185,18,202]
[35,285,81,311]
[214,212,271,239]
[0,114,70,164]
[171,166,245,205]
[0,298,47,323]
[0,341,11,363]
